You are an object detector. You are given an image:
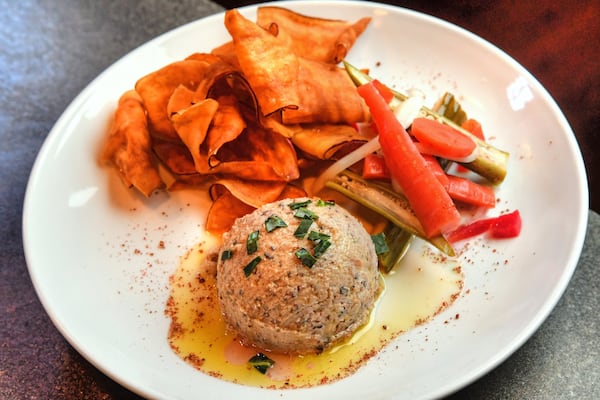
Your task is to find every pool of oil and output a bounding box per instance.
[165,232,463,389]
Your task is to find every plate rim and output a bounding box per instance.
[22,1,589,399]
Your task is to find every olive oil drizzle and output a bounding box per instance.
[166,234,463,389]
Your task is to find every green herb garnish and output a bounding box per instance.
[246,230,259,254]
[294,207,318,220]
[288,199,312,210]
[313,239,331,258]
[371,232,390,255]
[221,249,233,261]
[265,215,287,232]
[307,231,331,242]
[294,218,313,238]
[248,352,275,374]
[243,256,262,277]
[295,248,317,268]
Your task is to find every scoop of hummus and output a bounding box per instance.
[216,197,380,354]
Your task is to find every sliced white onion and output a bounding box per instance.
[393,95,425,129]
[311,135,381,195]
[391,176,404,196]
[450,145,479,164]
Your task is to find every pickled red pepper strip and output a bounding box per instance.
[357,82,461,238]
[445,175,496,208]
[446,210,522,242]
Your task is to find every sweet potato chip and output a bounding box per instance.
[210,41,240,70]
[215,73,262,120]
[205,190,256,234]
[152,140,196,175]
[102,5,376,230]
[205,181,307,234]
[291,123,373,160]
[209,178,288,208]
[191,57,240,103]
[167,85,196,117]
[206,95,246,165]
[256,6,371,64]
[158,100,297,182]
[171,98,220,173]
[184,52,223,63]
[277,183,308,200]
[258,114,299,138]
[224,9,369,125]
[167,172,215,191]
[279,59,370,124]
[210,124,299,181]
[135,58,216,142]
[102,90,164,197]
[224,9,300,116]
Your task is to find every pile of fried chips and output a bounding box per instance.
[102,7,373,233]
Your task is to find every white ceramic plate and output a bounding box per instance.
[23,1,588,399]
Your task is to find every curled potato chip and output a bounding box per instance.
[211,41,240,70]
[209,178,288,208]
[135,58,217,142]
[291,123,373,160]
[206,190,256,234]
[152,140,196,175]
[225,8,300,116]
[171,98,220,173]
[277,183,308,200]
[158,99,297,183]
[206,95,247,166]
[167,85,196,117]
[191,56,240,102]
[279,59,370,124]
[258,114,299,139]
[101,90,164,197]
[206,180,307,234]
[256,6,371,64]
[167,172,216,191]
[209,124,299,181]
[103,6,373,222]
[224,9,370,125]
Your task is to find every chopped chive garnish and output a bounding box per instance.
[288,199,312,210]
[294,218,313,238]
[265,215,287,232]
[243,256,262,277]
[316,199,335,206]
[248,352,275,374]
[295,248,317,268]
[221,249,233,261]
[307,231,330,242]
[294,207,318,220]
[371,232,390,255]
[246,230,259,254]
[313,239,331,258]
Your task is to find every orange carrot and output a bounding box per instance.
[357,82,461,237]
[422,154,449,188]
[411,117,477,162]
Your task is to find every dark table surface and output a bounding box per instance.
[1,1,598,399]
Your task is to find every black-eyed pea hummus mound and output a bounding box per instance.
[216,197,381,354]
